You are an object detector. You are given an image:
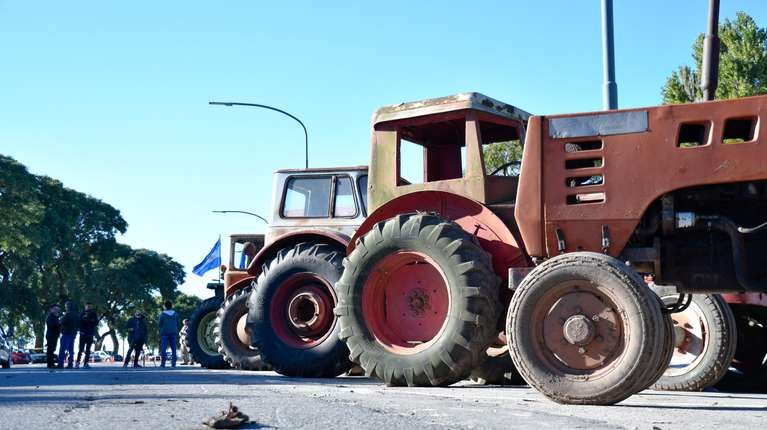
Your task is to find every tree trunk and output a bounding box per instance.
[109,329,119,355]
[33,321,45,349]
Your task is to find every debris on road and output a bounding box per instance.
[203,403,249,429]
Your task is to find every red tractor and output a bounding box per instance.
[334,92,767,404]
[188,167,369,374]
[210,166,370,376]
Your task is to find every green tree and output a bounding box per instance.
[663,12,767,103]
[0,154,186,349]
[483,140,524,176]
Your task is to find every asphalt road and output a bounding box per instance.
[1,363,766,429]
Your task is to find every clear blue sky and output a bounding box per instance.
[3,1,766,298]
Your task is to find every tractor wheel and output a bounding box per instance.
[470,345,526,385]
[637,293,675,392]
[731,309,767,376]
[215,287,270,370]
[186,296,229,369]
[247,243,353,378]
[507,252,668,405]
[336,213,500,387]
[652,293,736,391]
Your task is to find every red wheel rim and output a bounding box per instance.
[531,281,625,377]
[270,273,337,349]
[362,251,450,355]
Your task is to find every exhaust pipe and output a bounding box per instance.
[700,0,720,101]
[601,0,618,110]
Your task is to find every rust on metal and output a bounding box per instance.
[516,95,767,259]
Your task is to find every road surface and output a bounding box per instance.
[1,364,765,429]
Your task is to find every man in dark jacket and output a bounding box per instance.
[76,302,98,368]
[125,311,148,368]
[58,301,78,368]
[158,300,179,367]
[45,304,61,369]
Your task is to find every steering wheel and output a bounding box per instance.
[489,160,521,177]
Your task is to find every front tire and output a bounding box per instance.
[186,296,229,369]
[247,243,353,378]
[508,252,668,405]
[652,293,737,391]
[215,286,270,370]
[336,213,500,387]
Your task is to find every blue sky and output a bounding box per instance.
[3,1,766,298]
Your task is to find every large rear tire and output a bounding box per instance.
[186,296,229,369]
[507,252,668,405]
[215,287,270,370]
[336,213,500,387]
[652,293,736,391]
[247,243,353,378]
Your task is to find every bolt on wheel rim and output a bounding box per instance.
[535,282,624,375]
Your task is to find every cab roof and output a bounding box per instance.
[275,165,368,174]
[372,92,531,126]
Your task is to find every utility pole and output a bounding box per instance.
[601,0,618,110]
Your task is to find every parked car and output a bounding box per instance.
[89,350,109,363]
[11,349,31,365]
[28,348,48,364]
[0,329,11,368]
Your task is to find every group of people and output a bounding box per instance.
[45,299,185,369]
[44,301,98,369]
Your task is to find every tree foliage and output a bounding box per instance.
[0,154,186,350]
[663,12,767,103]
[482,140,524,176]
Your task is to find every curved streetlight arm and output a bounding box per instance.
[212,210,269,225]
[209,101,309,169]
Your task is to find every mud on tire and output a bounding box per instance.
[247,243,353,378]
[507,252,668,405]
[335,213,501,387]
[215,286,270,370]
[186,296,229,369]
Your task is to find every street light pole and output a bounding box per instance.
[212,210,269,225]
[209,101,309,168]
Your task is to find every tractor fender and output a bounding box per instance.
[246,229,351,277]
[223,274,255,299]
[348,191,531,278]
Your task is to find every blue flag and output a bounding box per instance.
[193,238,221,276]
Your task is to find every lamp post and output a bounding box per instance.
[209,101,309,168]
[212,210,269,225]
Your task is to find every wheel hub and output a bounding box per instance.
[563,314,596,346]
[407,288,431,316]
[541,286,623,371]
[287,289,330,337]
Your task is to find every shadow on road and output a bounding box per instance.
[0,365,379,389]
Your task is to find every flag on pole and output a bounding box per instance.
[192,238,221,276]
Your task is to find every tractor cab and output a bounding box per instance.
[368,93,531,213]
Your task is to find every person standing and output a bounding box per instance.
[158,300,179,368]
[123,311,137,368]
[179,319,194,365]
[58,301,78,368]
[76,302,98,369]
[127,312,148,368]
[45,304,61,369]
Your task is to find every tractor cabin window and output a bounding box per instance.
[333,176,357,217]
[481,121,523,177]
[397,117,466,185]
[282,176,332,218]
